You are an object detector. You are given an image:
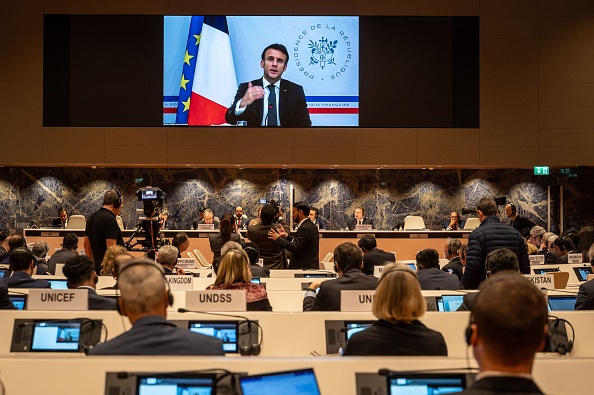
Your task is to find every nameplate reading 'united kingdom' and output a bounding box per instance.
[186,290,247,311]
[165,275,194,291]
[28,289,88,311]
[341,290,375,311]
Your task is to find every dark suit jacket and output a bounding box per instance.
[209,232,242,272]
[250,265,270,278]
[225,79,311,127]
[347,217,374,230]
[418,268,460,290]
[0,283,15,309]
[362,248,396,275]
[575,279,594,310]
[275,219,319,269]
[303,269,378,311]
[52,218,66,228]
[88,315,224,355]
[247,222,288,270]
[47,248,78,275]
[0,271,51,289]
[442,256,464,280]
[78,287,118,310]
[457,292,479,312]
[456,376,544,394]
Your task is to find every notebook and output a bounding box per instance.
[387,372,468,394]
[239,368,321,395]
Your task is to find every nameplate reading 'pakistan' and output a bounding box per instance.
[28,289,88,311]
[186,290,247,311]
[341,290,375,311]
[165,275,194,291]
[523,274,554,290]
[529,255,545,265]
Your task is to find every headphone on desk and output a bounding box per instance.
[115,260,173,316]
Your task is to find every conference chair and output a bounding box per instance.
[463,217,480,230]
[65,215,86,229]
[187,251,198,262]
[322,252,334,263]
[403,216,426,230]
[193,249,212,268]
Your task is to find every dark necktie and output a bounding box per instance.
[268,85,277,126]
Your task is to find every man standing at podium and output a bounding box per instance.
[225,43,311,127]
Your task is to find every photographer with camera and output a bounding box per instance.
[247,202,289,269]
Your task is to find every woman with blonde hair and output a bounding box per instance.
[208,241,272,311]
[343,262,447,356]
[100,245,128,276]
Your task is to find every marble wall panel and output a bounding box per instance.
[0,167,590,234]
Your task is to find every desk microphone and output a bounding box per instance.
[541,288,578,295]
[378,367,478,377]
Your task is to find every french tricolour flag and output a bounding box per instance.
[188,16,237,126]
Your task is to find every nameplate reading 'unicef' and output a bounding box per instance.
[28,289,88,311]
[529,255,545,265]
[165,275,194,291]
[523,274,554,290]
[341,290,375,311]
[186,290,247,311]
[176,258,197,269]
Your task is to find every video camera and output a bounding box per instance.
[136,187,166,218]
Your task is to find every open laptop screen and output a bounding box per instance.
[0,268,7,278]
[548,296,577,311]
[388,373,467,394]
[48,279,69,289]
[9,295,27,310]
[137,374,215,395]
[189,321,239,353]
[239,368,321,395]
[31,321,81,352]
[437,295,464,312]
[573,266,593,282]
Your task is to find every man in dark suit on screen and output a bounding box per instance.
[268,201,319,269]
[225,43,311,127]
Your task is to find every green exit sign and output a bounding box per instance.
[534,166,550,175]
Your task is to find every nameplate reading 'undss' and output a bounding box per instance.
[523,274,554,290]
[28,289,88,311]
[165,275,194,291]
[186,290,247,311]
[341,290,375,311]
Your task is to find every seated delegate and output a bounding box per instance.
[343,262,447,356]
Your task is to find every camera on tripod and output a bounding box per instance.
[125,187,170,253]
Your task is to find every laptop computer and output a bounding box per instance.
[533,267,559,275]
[573,266,593,282]
[48,279,69,289]
[548,296,577,311]
[0,267,8,278]
[436,295,464,312]
[387,372,469,394]
[189,321,240,353]
[9,294,27,310]
[30,321,82,352]
[137,373,216,395]
[239,368,321,395]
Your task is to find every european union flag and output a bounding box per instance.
[176,16,204,124]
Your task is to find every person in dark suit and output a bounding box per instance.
[0,283,16,309]
[52,207,68,228]
[247,203,289,270]
[234,206,250,230]
[346,207,374,230]
[209,213,244,273]
[63,255,117,310]
[442,238,464,280]
[89,259,224,355]
[445,211,463,231]
[456,272,548,394]
[303,242,378,311]
[343,262,447,356]
[357,234,395,275]
[505,203,536,234]
[416,248,460,290]
[308,207,327,230]
[269,201,319,269]
[157,245,185,275]
[575,256,594,310]
[47,233,79,275]
[225,43,311,127]
[0,248,50,289]
[457,248,520,311]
